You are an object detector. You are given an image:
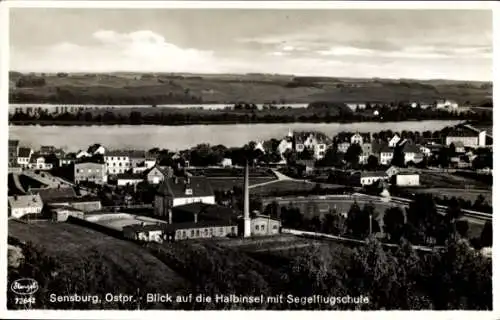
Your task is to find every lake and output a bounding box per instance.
[9,120,461,151]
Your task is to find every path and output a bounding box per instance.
[249,169,311,189]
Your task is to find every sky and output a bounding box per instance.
[9,8,493,81]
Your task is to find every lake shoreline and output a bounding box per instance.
[9,120,462,151]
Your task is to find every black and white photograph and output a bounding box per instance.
[2,1,495,315]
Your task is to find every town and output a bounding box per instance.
[8,121,492,246]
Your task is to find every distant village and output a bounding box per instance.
[7,121,493,245]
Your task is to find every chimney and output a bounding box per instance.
[243,161,251,238]
[168,209,172,224]
[194,212,198,224]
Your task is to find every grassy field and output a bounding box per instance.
[8,221,187,291]
[9,72,492,105]
[209,177,277,191]
[250,180,344,196]
[420,172,491,189]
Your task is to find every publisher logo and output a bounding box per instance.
[10,278,39,295]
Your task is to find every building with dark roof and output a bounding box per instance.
[30,187,77,203]
[292,131,332,160]
[17,147,32,168]
[154,176,215,223]
[146,166,174,184]
[360,171,388,186]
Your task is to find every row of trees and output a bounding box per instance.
[9,104,491,126]
[265,193,492,249]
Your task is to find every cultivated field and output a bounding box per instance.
[420,172,491,189]
[8,221,187,291]
[10,72,492,105]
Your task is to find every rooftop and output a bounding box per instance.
[8,194,43,209]
[116,173,144,180]
[158,176,214,198]
[30,187,77,202]
[165,220,237,232]
[173,202,237,222]
[361,171,388,178]
[18,147,32,158]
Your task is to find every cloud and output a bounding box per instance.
[14,30,220,73]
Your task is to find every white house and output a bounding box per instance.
[220,158,233,167]
[402,143,423,164]
[28,153,53,170]
[17,147,32,168]
[395,174,420,186]
[104,150,132,174]
[360,172,388,186]
[388,134,401,148]
[76,150,92,159]
[254,141,265,153]
[8,194,43,219]
[116,174,144,187]
[436,99,458,109]
[146,166,174,185]
[350,133,364,145]
[277,139,293,157]
[87,144,106,155]
[419,146,432,157]
[294,132,331,159]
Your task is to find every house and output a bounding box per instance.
[419,146,432,157]
[436,99,458,109]
[9,140,20,167]
[359,143,373,164]
[452,141,466,153]
[220,158,233,167]
[51,206,85,222]
[59,154,76,167]
[123,224,165,243]
[254,141,265,153]
[129,150,147,168]
[31,187,77,204]
[17,147,32,168]
[8,194,43,219]
[293,131,331,159]
[385,165,400,178]
[76,150,92,159]
[48,195,102,212]
[87,143,106,155]
[401,142,423,164]
[249,214,281,236]
[372,143,394,165]
[388,134,401,148]
[445,126,486,148]
[394,173,420,186]
[164,221,238,241]
[104,150,145,174]
[28,153,53,170]
[360,171,388,186]
[74,162,107,185]
[144,157,157,169]
[350,133,364,145]
[296,159,315,174]
[146,166,174,184]
[116,173,144,187]
[277,134,293,156]
[154,176,215,222]
[40,145,56,155]
[163,202,239,241]
[337,142,351,154]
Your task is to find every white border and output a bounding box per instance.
[0,1,497,319]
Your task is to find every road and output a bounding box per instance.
[249,169,311,189]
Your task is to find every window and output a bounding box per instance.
[255,225,259,231]
[76,169,80,173]
[261,224,265,230]
[119,163,122,167]
[219,227,224,234]
[190,230,194,237]
[182,230,186,238]
[231,227,236,234]
[204,229,208,236]
[273,225,278,230]
[196,230,200,237]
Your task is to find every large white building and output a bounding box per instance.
[105,150,147,174]
[395,174,420,186]
[17,147,33,168]
[436,99,459,109]
[8,194,43,219]
[28,153,53,170]
[293,131,332,159]
[74,162,107,185]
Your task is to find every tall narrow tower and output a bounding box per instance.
[243,161,251,237]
